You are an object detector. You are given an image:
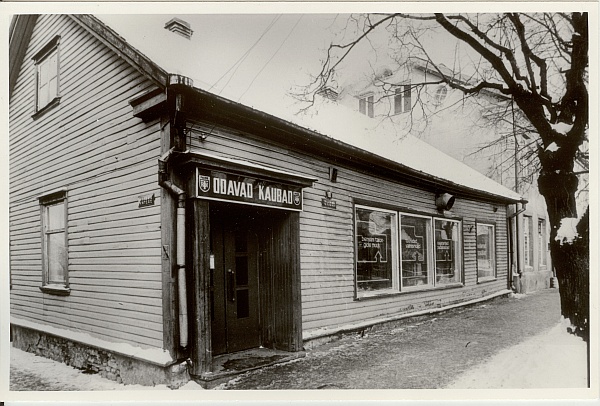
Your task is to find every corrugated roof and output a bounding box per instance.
[94,14,523,203]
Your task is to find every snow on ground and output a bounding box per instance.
[10,346,204,391]
[445,320,588,389]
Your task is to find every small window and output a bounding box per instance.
[355,206,398,295]
[358,95,374,118]
[435,219,462,285]
[39,190,69,295]
[394,85,411,114]
[33,36,61,114]
[477,223,496,281]
[433,85,448,105]
[538,219,547,267]
[523,215,533,267]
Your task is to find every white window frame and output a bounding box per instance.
[476,222,496,282]
[354,205,399,298]
[33,36,61,114]
[394,84,412,114]
[358,94,374,118]
[39,190,70,295]
[433,218,463,286]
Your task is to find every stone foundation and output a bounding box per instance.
[11,324,189,388]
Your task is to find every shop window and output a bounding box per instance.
[33,36,61,114]
[355,206,398,294]
[400,214,432,289]
[538,219,547,267]
[394,85,412,114]
[435,219,462,285]
[39,190,69,295]
[523,215,533,267]
[355,204,463,298]
[476,223,496,281]
[359,95,374,118]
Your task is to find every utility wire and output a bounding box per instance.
[208,14,282,94]
[238,15,304,103]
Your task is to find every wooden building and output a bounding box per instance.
[9,14,525,386]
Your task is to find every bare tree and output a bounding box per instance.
[300,13,589,341]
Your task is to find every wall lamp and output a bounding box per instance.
[435,193,455,211]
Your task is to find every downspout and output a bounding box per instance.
[159,147,188,348]
[508,201,527,292]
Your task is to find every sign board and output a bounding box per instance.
[436,239,452,261]
[356,232,388,263]
[401,225,424,262]
[321,198,337,209]
[138,193,156,208]
[195,168,303,211]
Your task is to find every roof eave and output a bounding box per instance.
[69,14,169,89]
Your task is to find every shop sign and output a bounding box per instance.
[356,234,388,263]
[195,168,303,211]
[436,239,452,261]
[401,225,424,262]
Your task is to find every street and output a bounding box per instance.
[9,288,587,391]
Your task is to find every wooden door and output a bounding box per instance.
[211,210,260,355]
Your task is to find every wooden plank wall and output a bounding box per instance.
[9,14,164,349]
[187,120,510,337]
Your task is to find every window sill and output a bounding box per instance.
[39,285,70,296]
[32,97,61,119]
[477,277,497,284]
[355,283,463,301]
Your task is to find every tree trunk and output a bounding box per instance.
[538,171,589,342]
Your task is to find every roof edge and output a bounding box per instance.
[183,86,524,204]
[9,15,38,99]
[68,14,169,89]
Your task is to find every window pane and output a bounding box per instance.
[401,215,430,288]
[356,208,395,292]
[403,86,411,112]
[38,82,48,109]
[477,224,495,279]
[39,59,49,85]
[394,88,402,114]
[47,232,67,284]
[435,220,461,284]
[524,216,533,266]
[359,98,366,115]
[49,77,58,100]
[47,202,65,230]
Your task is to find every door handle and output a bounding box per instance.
[227,269,235,302]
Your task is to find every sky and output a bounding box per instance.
[98,13,349,113]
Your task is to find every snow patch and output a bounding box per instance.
[550,122,573,134]
[11,317,174,365]
[445,321,587,389]
[555,217,579,244]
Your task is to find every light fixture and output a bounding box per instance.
[435,193,455,211]
[325,190,333,199]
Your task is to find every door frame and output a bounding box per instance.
[190,199,303,375]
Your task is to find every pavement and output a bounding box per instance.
[8,287,589,391]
